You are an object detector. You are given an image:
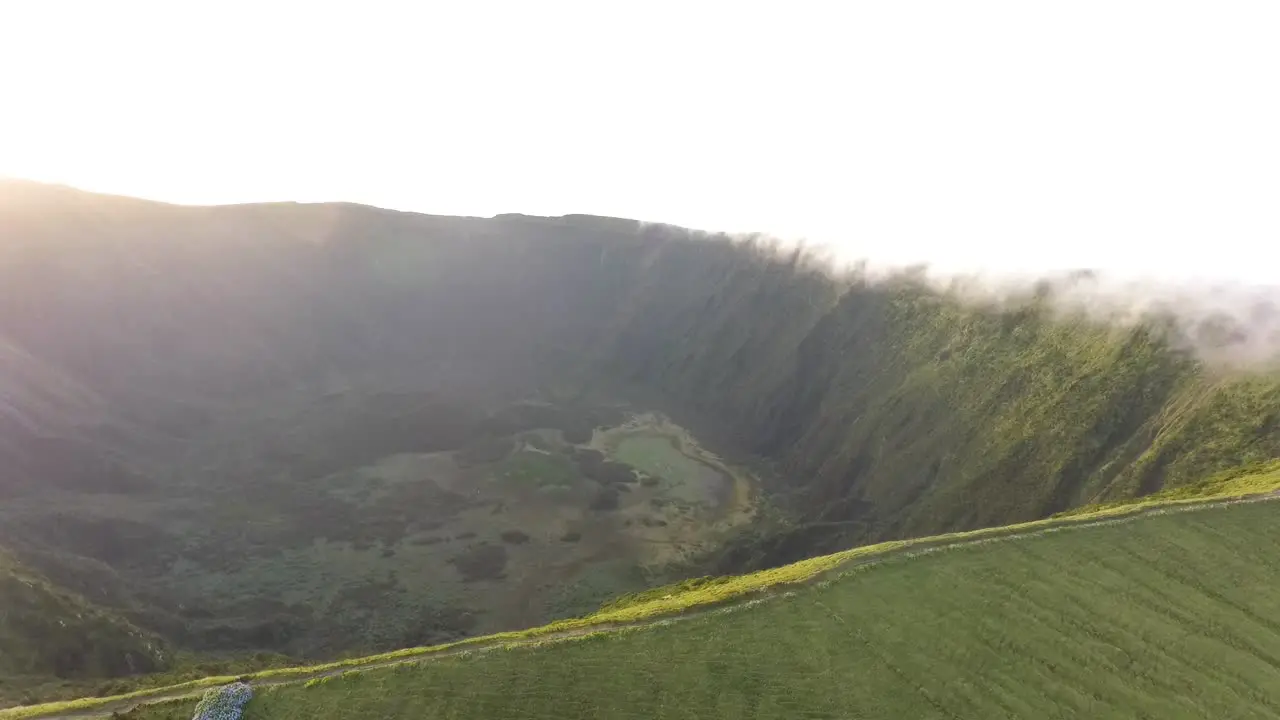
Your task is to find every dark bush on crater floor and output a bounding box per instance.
[449,544,508,582]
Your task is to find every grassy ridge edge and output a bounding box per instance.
[6,459,1278,720]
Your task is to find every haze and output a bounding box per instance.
[2,0,1278,284]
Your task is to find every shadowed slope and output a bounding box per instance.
[1,181,1279,692]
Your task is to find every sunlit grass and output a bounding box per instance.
[6,460,1279,720]
[127,494,1280,719]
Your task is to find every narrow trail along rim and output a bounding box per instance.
[17,491,1280,720]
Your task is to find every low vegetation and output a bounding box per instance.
[7,462,1279,720]
[0,550,167,696]
[4,184,1280,711]
[47,483,1280,720]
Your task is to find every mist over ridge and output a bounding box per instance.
[930,267,1280,368]
[646,220,1280,369]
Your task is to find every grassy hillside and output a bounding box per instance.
[8,462,1279,719]
[72,471,1280,720]
[591,240,1280,565]
[2,182,1280,689]
[0,550,167,705]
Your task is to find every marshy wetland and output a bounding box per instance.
[123,404,761,657]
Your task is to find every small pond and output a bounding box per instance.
[612,434,731,508]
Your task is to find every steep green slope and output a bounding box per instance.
[588,239,1280,565]
[2,182,1279,681]
[110,492,1280,720]
[3,183,1276,548]
[0,550,167,693]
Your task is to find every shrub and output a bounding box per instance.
[192,682,253,720]
[500,530,531,545]
[449,544,508,582]
[589,488,620,511]
[455,437,515,467]
[561,423,594,445]
[574,450,638,485]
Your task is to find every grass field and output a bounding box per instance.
[10,462,1280,720]
[116,498,1280,719]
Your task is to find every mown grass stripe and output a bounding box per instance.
[1014,520,1280,717]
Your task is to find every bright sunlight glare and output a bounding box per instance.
[1,0,1278,283]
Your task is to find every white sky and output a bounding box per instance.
[1,1,1278,284]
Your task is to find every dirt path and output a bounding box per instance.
[25,622,623,720]
[19,490,1280,720]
